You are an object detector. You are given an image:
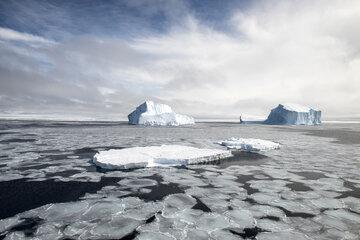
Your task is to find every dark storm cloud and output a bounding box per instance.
[0,0,192,40]
[0,0,251,39]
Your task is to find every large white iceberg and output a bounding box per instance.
[218,138,280,152]
[128,101,195,126]
[93,145,232,169]
[264,103,321,125]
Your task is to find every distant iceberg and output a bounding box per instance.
[128,101,195,126]
[264,103,321,125]
[93,145,232,169]
[218,138,280,152]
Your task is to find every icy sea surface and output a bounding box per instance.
[0,120,359,240]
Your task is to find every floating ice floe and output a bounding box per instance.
[128,100,195,126]
[264,103,321,125]
[93,145,232,169]
[217,138,280,152]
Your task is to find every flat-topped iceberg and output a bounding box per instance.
[218,138,280,152]
[264,103,321,125]
[128,101,195,126]
[93,145,232,169]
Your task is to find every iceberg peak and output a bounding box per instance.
[128,100,195,126]
[281,103,313,112]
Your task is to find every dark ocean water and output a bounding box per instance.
[0,120,359,239]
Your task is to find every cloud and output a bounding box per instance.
[0,0,360,120]
[128,0,360,117]
[0,27,54,44]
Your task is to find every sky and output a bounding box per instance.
[0,0,359,121]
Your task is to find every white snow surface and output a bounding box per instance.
[218,138,280,152]
[128,101,195,126]
[265,103,321,125]
[282,103,313,112]
[93,145,232,169]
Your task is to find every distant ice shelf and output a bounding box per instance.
[93,145,232,169]
[128,101,195,126]
[218,138,280,152]
[264,103,321,125]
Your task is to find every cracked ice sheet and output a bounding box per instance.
[256,231,310,240]
[159,171,208,187]
[343,197,360,214]
[136,231,176,240]
[185,186,247,201]
[248,205,287,221]
[249,192,319,215]
[2,197,162,240]
[93,145,232,169]
[117,178,158,189]
[296,177,351,192]
[324,209,360,225]
[195,213,231,232]
[225,209,256,228]
[1,166,360,239]
[248,179,291,193]
[256,219,292,232]
[138,214,188,239]
[307,198,345,209]
[2,123,360,239]
[311,213,360,239]
[162,194,197,217]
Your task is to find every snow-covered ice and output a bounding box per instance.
[264,103,321,125]
[225,209,256,228]
[257,231,310,240]
[218,137,280,152]
[128,100,195,126]
[93,145,232,169]
[162,194,197,217]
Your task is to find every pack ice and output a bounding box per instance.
[93,145,232,169]
[218,138,280,152]
[128,101,195,126]
[264,103,321,125]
